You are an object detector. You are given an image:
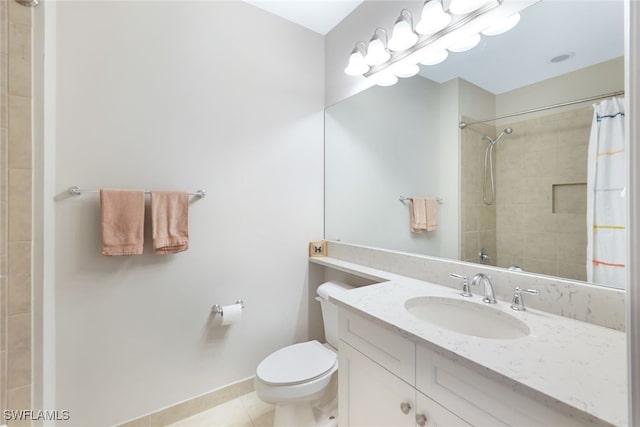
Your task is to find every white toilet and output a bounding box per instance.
[254,281,354,427]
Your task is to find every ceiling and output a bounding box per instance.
[243,0,364,35]
[243,0,624,94]
[419,0,624,94]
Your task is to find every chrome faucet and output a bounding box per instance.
[510,287,539,311]
[470,273,497,304]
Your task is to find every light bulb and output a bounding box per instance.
[391,62,420,78]
[418,49,448,65]
[344,44,370,76]
[365,31,391,66]
[481,13,520,36]
[369,71,399,87]
[448,33,481,52]
[388,10,418,52]
[416,0,451,35]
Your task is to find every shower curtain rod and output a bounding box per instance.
[458,90,625,129]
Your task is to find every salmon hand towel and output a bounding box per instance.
[151,191,190,255]
[410,197,438,233]
[100,189,145,256]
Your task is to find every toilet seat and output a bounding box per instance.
[256,340,337,386]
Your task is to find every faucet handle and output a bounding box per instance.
[450,273,472,297]
[510,287,539,311]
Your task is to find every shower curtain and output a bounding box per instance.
[586,96,626,289]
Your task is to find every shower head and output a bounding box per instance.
[481,127,514,145]
[493,127,514,144]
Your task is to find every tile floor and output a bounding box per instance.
[167,392,274,427]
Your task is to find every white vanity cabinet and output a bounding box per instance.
[338,309,591,427]
[338,309,470,427]
[339,342,469,427]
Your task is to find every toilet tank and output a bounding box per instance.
[316,281,355,349]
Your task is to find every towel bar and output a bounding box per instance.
[68,186,206,198]
[399,195,443,204]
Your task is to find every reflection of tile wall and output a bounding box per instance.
[496,107,592,280]
[460,117,497,266]
[0,0,6,414]
[1,0,33,420]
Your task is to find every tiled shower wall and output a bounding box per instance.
[460,118,497,266]
[496,107,592,280]
[461,106,591,280]
[1,0,33,422]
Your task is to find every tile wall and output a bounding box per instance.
[496,107,591,280]
[460,118,497,266]
[1,0,33,423]
[460,106,592,281]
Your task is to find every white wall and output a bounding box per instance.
[438,79,463,260]
[50,1,324,425]
[459,78,496,124]
[496,57,624,123]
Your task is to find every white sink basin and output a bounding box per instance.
[404,296,530,339]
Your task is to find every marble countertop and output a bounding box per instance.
[311,257,628,426]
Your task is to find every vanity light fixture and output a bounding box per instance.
[448,33,482,52]
[390,61,421,78]
[449,0,488,15]
[345,0,524,87]
[416,0,451,35]
[388,10,419,52]
[417,48,449,65]
[344,42,370,76]
[481,13,521,36]
[364,28,391,65]
[369,71,399,87]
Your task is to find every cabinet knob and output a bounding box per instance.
[416,413,428,426]
[400,402,411,415]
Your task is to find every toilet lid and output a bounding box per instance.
[257,340,337,386]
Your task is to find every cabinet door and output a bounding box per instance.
[339,341,415,427]
[415,391,471,427]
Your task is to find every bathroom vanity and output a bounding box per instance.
[311,257,627,427]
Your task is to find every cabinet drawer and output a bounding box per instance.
[339,309,415,385]
[416,344,587,427]
[416,390,471,427]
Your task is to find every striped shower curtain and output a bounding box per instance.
[586,96,626,289]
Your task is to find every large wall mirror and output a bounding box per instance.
[325,0,625,289]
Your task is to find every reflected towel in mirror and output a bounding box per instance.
[410,197,438,233]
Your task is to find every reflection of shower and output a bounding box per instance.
[481,127,513,205]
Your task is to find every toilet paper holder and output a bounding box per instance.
[212,300,244,318]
